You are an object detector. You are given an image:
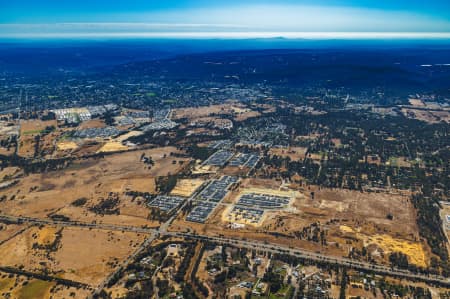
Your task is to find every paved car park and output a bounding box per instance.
[203,150,234,166]
[147,195,185,213]
[228,153,260,168]
[237,193,290,209]
[208,139,233,150]
[198,176,239,202]
[141,118,178,131]
[74,126,121,139]
[186,176,239,223]
[186,201,218,223]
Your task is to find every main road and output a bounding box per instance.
[1,213,449,289]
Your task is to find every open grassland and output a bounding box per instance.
[56,141,78,151]
[20,120,57,136]
[170,179,205,197]
[233,109,261,121]
[172,102,260,123]
[0,166,21,181]
[269,146,308,161]
[401,108,450,123]
[0,226,145,286]
[77,119,106,129]
[0,147,188,227]
[172,104,234,120]
[0,272,89,299]
[96,141,129,153]
[18,119,58,158]
[114,130,143,143]
[19,280,54,299]
[0,223,28,244]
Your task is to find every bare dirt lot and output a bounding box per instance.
[0,225,145,286]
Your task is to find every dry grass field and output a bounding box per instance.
[78,119,106,129]
[20,120,57,135]
[222,165,251,176]
[0,147,189,227]
[0,166,21,181]
[96,141,129,153]
[0,223,28,244]
[172,103,260,123]
[0,271,92,299]
[233,109,261,122]
[170,179,205,197]
[0,122,19,156]
[0,146,15,156]
[0,226,145,286]
[401,108,450,123]
[114,130,143,142]
[172,104,233,120]
[0,121,19,136]
[56,140,78,151]
[408,99,426,107]
[18,120,58,158]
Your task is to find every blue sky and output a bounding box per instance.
[1,0,450,38]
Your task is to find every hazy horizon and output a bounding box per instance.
[1,1,450,39]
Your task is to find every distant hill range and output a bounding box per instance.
[1,40,450,94]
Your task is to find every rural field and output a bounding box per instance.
[17,120,58,158]
[0,147,190,227]
[170,178,205,197]
[0,225,145,286]
[0,271,91,299]
[171,102,261,123]
[268,146,308,160]
[0,222,29,244]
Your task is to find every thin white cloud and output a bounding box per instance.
[1,4,449,38]
[139,4,450,32]
[2,31,450,39]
